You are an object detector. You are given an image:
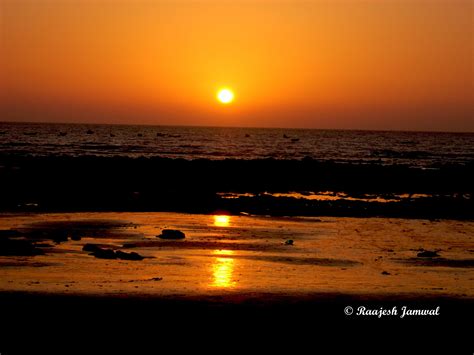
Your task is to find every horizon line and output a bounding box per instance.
[0,120,473,134]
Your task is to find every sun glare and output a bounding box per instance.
[217,88,234,104]
[214,215,230,227]
[211,250,235,288]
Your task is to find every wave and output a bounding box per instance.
[0,122,473,167]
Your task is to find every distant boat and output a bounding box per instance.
[86,129,94,135]
[283,134,290,139]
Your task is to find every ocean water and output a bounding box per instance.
[0,122,473,167]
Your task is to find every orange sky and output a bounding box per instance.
[0,0,473,131]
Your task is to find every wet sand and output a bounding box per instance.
[1,212,473,297]
[1,212,473,352]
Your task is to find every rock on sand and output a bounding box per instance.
[157,229,185,240]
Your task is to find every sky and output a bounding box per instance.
[0,0,473,131]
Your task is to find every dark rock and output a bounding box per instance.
[82,244,101,252]
[116,250,144,261]
[50,231,69,243]
[284,239,294,246]
[0,238,44,256]
[70,233,82,241]
[158,229,185,240]
[417,250,440,258]
[149,277,163,281]
[381,271,391,275]
[91,248,117,259]
[84,244,144,260]
[86,129,94,134]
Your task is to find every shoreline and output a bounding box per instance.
[2,288,473,303]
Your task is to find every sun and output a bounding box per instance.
[217,88,234,104]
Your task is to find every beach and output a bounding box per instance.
[1,212,473,297]
[1,211,473,351]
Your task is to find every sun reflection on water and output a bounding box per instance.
[213,215,230,227]
[211,250,236,288]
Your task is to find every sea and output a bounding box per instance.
[0,122,473,168]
